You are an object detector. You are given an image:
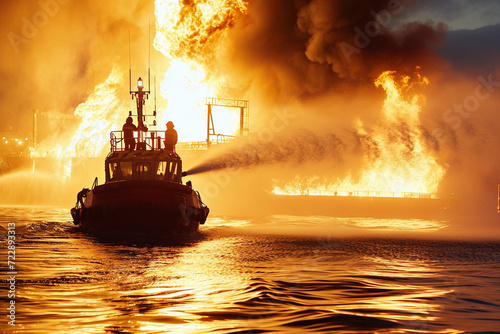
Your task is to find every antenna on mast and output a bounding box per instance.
[129,30,132,95]
[148,21,151,93]
[153,75,157,126]
[150,21,157,127]
[128,26,155,131]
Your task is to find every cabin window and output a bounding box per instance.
[135,163,151,180]
[108,162,119,181]
[156,161,169,180]
[165,162,177,181]
[168,161,180,182]
[120,161,133,180]
[175,161,181,180]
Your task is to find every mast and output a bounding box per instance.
[129,31,132,95]
[129,27,152,131]
[134,77,147,130]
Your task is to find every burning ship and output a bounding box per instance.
[269,71,452,219]
[71,74,209,235]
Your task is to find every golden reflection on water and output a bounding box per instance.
[6,210,497,333]
[343,256,459,333]
[268,215,448,230]
[347,218,448,231]
[134,217,453,333]
[17,218,257,333]
[143,236,253,333]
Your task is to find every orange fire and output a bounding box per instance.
[154,0,248,142]
[31,66,126,178]
[34,0,248,178]
[65,66,126,158]
[154,0,247,63]
[273,71,446,198]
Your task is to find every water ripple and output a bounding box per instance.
[0,209,499,333]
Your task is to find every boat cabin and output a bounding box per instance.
[106,130,182,184]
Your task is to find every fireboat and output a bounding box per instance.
[71,75,209,235]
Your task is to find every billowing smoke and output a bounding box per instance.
[296,0,447,79]
[210,0,448,108]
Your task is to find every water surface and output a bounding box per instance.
[1,206,499,333]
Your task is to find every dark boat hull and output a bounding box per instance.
[71,180,209,236]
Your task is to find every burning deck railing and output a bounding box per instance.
[176,141,208,151]
[272,188,437,199]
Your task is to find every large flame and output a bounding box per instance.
[154,0,247,142]
[154,0,247,63]
[65,65,126,158]
[273,71,446,198]
[35,0,248,178]
[32,66,126,178]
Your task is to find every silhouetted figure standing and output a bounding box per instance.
[123,116,138,150]
[164,121,178,152]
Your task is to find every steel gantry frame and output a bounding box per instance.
[205,97,249,148]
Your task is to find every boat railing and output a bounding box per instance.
[110,130,167,152]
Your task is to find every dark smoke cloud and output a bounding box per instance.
[216,0,448,108]
[297,0,447,78]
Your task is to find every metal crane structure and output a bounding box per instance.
[205,97,249,148]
